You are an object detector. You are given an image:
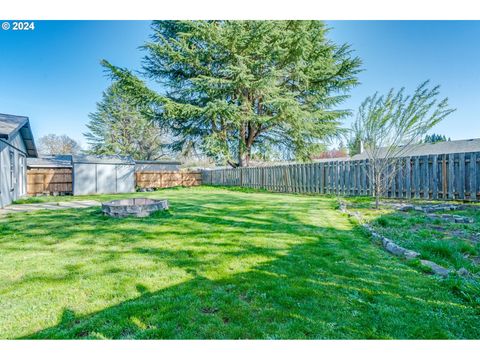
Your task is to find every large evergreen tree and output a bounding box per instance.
[103,20,361,167]
[85,83,167,160]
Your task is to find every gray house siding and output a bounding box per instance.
[0,132,27,207]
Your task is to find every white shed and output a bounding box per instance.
[72,155,135,195]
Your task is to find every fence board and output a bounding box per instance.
[27,168,73,195]
[136,171,202,189]
[432,155,438,199]
[459,153,466,199]
[471,153,477,200]
[414,157,420,198]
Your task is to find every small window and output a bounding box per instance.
[9,150,15,191]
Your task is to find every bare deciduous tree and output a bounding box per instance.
[352,81,455,208]
[38,134,82,155]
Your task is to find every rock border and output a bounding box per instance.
[338,200,460,278]
[426,213,473,224]
[394,203,474,213]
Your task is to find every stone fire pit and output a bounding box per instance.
[102,198,169,218]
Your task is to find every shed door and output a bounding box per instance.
[74,163,96,195]
[97,164,117,194]
[116,164,134,193]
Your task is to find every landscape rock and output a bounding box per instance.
[457,267,470,277]
[383,239,420,259]
[427,213,474,224]
[340,200,420,260]
[420,260,450,278]
[393,203,473,213]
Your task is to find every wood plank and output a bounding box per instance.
[423,156,429,199]
[291,164,297,193]
[355,161,360,195]
[305,163,310,193]
[325,162,330,194]
[448,154,455,199]
[413,157,419,198]
[344,161,350,195]
[459,153,465,199]
[334,162,338,195]
[298,164,302,193]
[319,163,324,194]
[391,162,397,198]
[432,155,438,199]
[441,155,447,199]
[471,153,478,200]
[360,160,365,195]
[284,166,290,193]
[397,159,405,199]
[303,164,308,193]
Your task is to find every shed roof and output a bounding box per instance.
[27,155,73,168]
[352,138,480,160]
[0,113,38,157]
[72,154,135,165]
[313,157,350,163]
[135,159,182,165]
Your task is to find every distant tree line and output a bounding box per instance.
[423,133,451,144]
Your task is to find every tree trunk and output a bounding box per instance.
[238,155,244,167]
[374,175,381,209]
[244,146,252,167]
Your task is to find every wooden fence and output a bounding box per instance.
[135,171,202,189]
[27,168,73,195]
[202,152,480,201]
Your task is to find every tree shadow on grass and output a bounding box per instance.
[2,190,479,339]
[20,224,480,340]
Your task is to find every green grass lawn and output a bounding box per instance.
[1,187,479,339]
